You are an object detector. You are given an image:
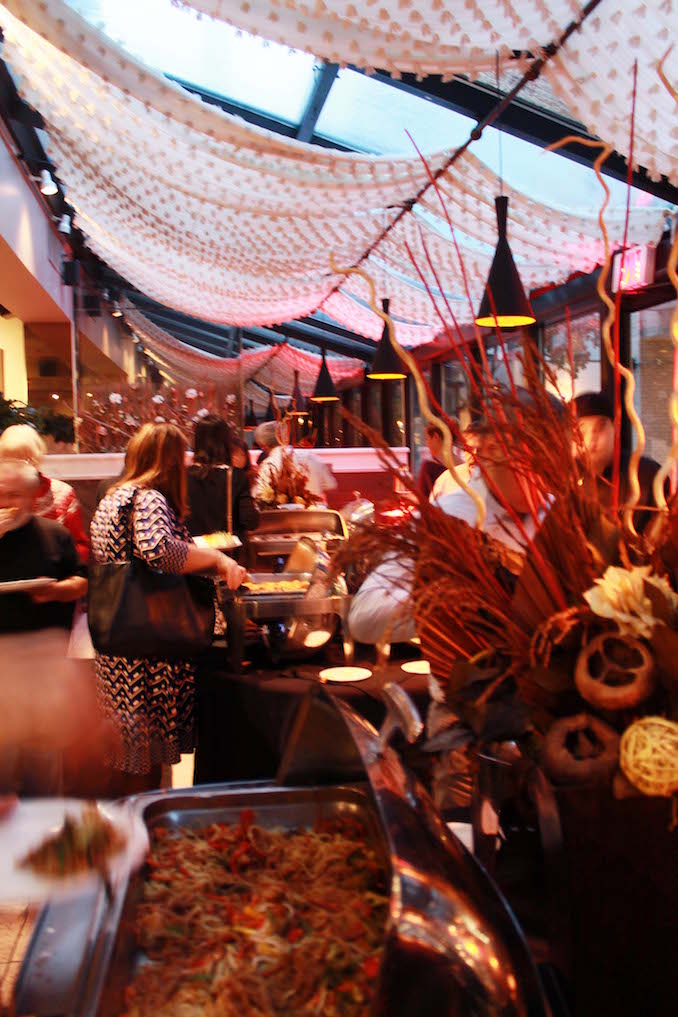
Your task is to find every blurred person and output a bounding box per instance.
[416,423,446,499]
[253,419,280,469]
[0,423,89,561]
[91,423,246,795]
[429,422,480,503]
[253,420,337,503]
[572,391,663,533]
[186,415,258,544]
[0,459,88,794]
[349,417,549,646]
[230,434,253,475]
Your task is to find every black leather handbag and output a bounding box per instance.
[88,491,215,660]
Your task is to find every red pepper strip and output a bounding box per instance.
[307,897,340,912]
[176,865,192,878]
[230,842,251,873]
[240,808,255,834]
[286,927,304,943]
[337,981,354,993]
[362,956,380,980]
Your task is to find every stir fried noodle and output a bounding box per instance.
[121,811,388,1017]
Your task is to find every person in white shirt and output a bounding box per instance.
[429,423,483,504]
[348,426,548,645]
[253,421,337,503]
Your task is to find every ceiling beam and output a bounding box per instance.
[361,69,678,205]
[166,73,351,152]
[296,62,338,143]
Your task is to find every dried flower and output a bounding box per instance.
[108,392,122,404]
[185,388,198,399]
[583,565,666,639]
[152,394,165,404]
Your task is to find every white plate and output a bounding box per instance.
[319,666,373,683]
[400,660,432,676]
[0,798,149,903]
[0,577,54,595]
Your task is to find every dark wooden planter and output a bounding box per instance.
[550,785,678,1017]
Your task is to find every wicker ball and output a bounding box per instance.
[620,717,678,797]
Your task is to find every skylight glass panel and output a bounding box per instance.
[316,70,667,215]
[65,0,317,125]
[315,69,475,155]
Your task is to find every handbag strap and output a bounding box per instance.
[226,466,233,534]
[125,486,140,562]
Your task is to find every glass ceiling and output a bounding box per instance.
[65,0,666,217]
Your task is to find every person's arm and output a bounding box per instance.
[134,488,245,589]
[31,525,88,604]
[31,574,87,603]
[348,556,416,644]
[233,470,259,532]
[181,542,245,588]
[61,488,90,563]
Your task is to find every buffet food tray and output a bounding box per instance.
[233,572,351,621]
[15,783,384,1017]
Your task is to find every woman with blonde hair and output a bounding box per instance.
[0,423,89,561]
[91,422,246,794]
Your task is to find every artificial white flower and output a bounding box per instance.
[196,407,209,419]
[185,388,198,399]
[108,392,122,404]
[152,394,165,404]
[583,565,668,639]
[154,415,165,422]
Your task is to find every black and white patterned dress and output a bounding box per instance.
[91,485,195,774]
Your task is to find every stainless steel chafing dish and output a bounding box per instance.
[248,509,347,568]
[14,692,551,1017]
[221,570,353,662]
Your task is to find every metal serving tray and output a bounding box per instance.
[16,783,384,1017]
[251,509,347,538]
[238,571,312,594]
[15,697,551,1017]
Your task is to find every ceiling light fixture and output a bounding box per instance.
[367,298,407,380]
[56,213,71,234]
[265,389,276,419]
[475,196,535,328]
[244,398,258,430]
[289,368,309,416]
[38,169,58,196]
[310,347,339,403]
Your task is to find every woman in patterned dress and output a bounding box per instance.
[91,423,246,795]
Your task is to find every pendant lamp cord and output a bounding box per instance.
[319,0,605,311]
[496,51,503,198]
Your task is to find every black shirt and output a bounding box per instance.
[0,516,86,633]
[186,466,259,540]
[417,459,446,499]
[599,452,664,534]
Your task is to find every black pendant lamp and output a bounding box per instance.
[311,348,339,403]
[366,299,407,380]
[265,389,276,420]
[475,196,535,328]
[289,369,309,417]
[244,398,257,430]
